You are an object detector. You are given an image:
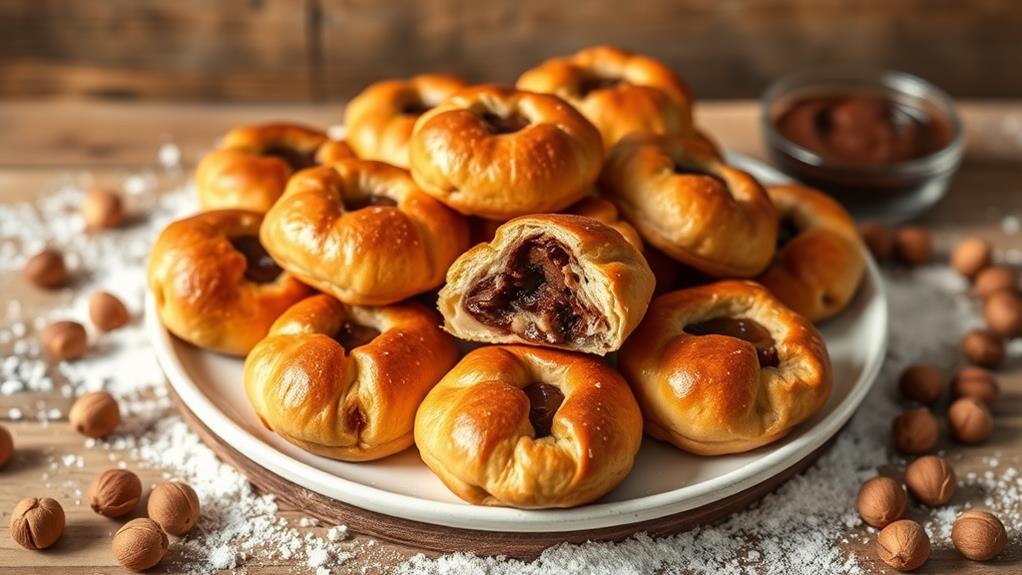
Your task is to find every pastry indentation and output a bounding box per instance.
[230,235,283,284]
[522,383,564,438]
[333,321,381,350]
[262,145,317,171]
[686,316,779,368]
[480,111,530,135]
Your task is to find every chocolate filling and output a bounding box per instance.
[263,145,317,171]
[346,405,366,435]
[333,321,381,350]
[777,217,801,250]
[230,235,283,284]
[523,383,564,438]
[673,163,726,186]
[400,99,430,116]
[344,195,398,211]
[686,317,779,368]
[578,75,624,96]
[480,111,530,135]
[463,236,603,345]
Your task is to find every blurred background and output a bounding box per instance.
[3,0,1020,103]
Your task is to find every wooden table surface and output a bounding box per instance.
[1,100,1021,574]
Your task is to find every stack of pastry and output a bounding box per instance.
[149,46,864,509]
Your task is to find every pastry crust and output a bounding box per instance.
[414,345,643,508]
[409,84,603,219]
[567,196,643,250]
[438,214,654,355]
[245,294,458,461]
[517,45,693,149]
[600,132,778,277]
[619,281,832,455]
[147,210,311,356]
[260,159,470,305]
[344,73,468,168]
[757,185,866,322]
[196,122,355,213]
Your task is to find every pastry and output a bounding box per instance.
[245,294,458,461]
[414,345,642,508]
[148,210,310,356]
[620,280,831,455]
[567,196,643,250]
[438,214,655,355]
[517,45,693,148]
[196,122,355,213]
[409,84,603,219]
[344,73,467,168]
[757,185,866,322]
[260,159,470,305]
[600,132,778,277]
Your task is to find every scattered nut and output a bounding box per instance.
[905,455,956,506]
[948,397,993,444]
[897,364,942,405]
[83,188,125,231]
[148,481,200,536]
[859,221,893,262]
[984,290,1022,337]
[857,476,907,528]
[89,291,130,332]
[876,519,930,571]
[951,367,999,404]
[951,236,993,279]
[952,510,1007,561]
[961,329,1005,368]
[23,248,67,289]
[894,226,932,267]
[89,468,142,518]
[0,424,12,467]
[40,320,87,361]
[112,517,169,572]
[974,265,1017,298]
[69,390,121,438]
[892,407,939,454]
[9,497,65,550]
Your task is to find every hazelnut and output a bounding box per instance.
[951,236,993,279]
[40,320,87,361]
[23,248,67,289]
[892,407,939,454]
[951,367,999,404]
[89,291,130,332]
[947,397,993,444]
[0,423,12,467]
[859,221,893,262]
[112,518,169,572]
[952,510,1007,561]
[897,364,942,404]
[905,455,956,506]
[9,497,65,550]
[856,476,907,528]
[961,329,1005,368]
[984,290,1022,337]
[974,265,1017,298]
[82,188,124,231]
[876,519,930,571]
[69,390,121,438]
[88,468,142,518]
[893,226,932,267]
[148,481,200,536]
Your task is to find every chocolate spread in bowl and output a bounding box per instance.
[686,317,779,368]
[230,235,283,284]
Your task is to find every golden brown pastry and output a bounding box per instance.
[148,210,311,356]
[517,45,693,149]
[414,345,642,508]
[438,214,655,355]
[409,84,603,219]
[260,159,470,305]
[344,74,468,168]
[600,132,778,277]
[567,196,643,250]
[620,281,832,455]
[245,294,458,461]
[757,185,866,322]
[196,123,355,213]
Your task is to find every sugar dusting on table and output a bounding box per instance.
[1,147,1020,574]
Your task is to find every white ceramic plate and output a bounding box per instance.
[148,153,888,533]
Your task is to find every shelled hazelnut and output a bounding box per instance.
[112,518,169,572]
[951,367,999,404]
[892,407,939,454]
[148,481,201,536]
[89,291,130,332]
[69,390,121,438]
[40,320,87,361]
[952,510,1007,561]
[893,226,932,267]
[897,364,942,405]
[984,290,1022,337]
[859,221,893,262]
[23,248,67,289]
[88,468,142,518]
[905,455,956,506]
[0,423,12,468]
[961,329,1005,368]
[951,237,993,279]
[9,497,65,550]
[82,187,125,231]
[876,519,930,571]
[856,476,907,529]
[947,397,993,444]
[974,265,1017,298]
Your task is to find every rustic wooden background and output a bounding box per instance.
[1,0,1020,102]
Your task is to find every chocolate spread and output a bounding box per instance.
[263,145,317,171]
[523,383,564,438]
[578,75,623,96]
[480,111,530,134]
[776,217,801,250]
[230,235,283,284]
[333,321,381,350]
[345,195,398,211]
[686,317,779,368]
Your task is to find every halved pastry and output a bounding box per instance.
[437,214,654,355]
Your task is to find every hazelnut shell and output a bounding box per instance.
[83,188,125,231]
[859,222,893,262]
[89,291,130,332]
[952,510,1007,561]
[856,476,907,528]
[892,407,939,454]
[961,329,1005,368]
[905,455,956,506]
[893,226,932,267]
[951,367,999,404]
[112,517,169,572]
[148,481,201,536]
[9,496,65,550]
[69,390,121,438]
[974,265,1017,298]
[89,468,142,518]
[897,365,942,405]
[40,320,88,361]
[0,423,12,467]
[984,290,1022,337]
[876,519,930,571]
[950,237,992,279]
[23,249,67,289]
[947,397,993,444]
